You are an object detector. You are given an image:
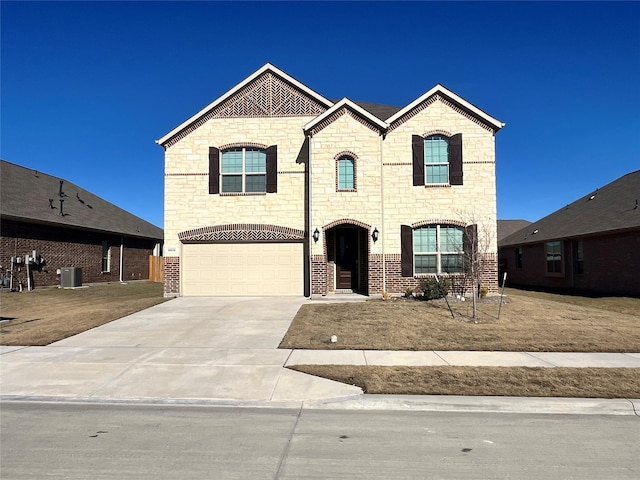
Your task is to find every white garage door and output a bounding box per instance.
[182,243,304,296]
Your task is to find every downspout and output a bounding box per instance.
[119,237,124,283]
[380,133,386,294]
[307,133,313,300]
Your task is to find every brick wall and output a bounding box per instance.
[0,220,156,289]
[163,256,180,296]
[500,231,640,296]
[313,252,498,296]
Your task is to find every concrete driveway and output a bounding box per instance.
[0,297,362,404]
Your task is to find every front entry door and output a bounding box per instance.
[335,228,358,290]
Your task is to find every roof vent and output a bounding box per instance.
[532,229,539,234]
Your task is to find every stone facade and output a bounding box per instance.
[160,64,502,297]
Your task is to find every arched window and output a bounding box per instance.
[337,155,355,190]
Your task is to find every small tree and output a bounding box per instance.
[457,216,495,320]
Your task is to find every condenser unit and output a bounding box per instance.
[60,267,82,288]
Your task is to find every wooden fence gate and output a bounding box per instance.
[149,256,164,283]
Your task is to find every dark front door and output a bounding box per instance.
[335,228,358,290]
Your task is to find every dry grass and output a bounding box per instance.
[0,281,170,345]
[290,365,640,398]
[279,289,640,352]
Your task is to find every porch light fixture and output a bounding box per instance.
[313,228,320,243]
[372,227,379,242]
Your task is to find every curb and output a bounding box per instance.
[2,394,639,416]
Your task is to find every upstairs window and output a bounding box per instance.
[412,133,463,186]
[208,145,277,194]
[424,135,449,184]
[221,147,266,193]
[337,155,355,190]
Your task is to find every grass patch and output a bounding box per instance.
[289,365,640,398]
[0,281,170,346]
[279,289,640,352]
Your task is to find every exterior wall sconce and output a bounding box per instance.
[313,228,320,243]
[372,227,379,242]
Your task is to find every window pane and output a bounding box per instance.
[338,157,354,189]
[426,164,449,184]
[245,174,266,192]
[415,255,437,274]
[441,226,463,252]
[414,226,437,253]
[442,254,463,273]
[245,149,266,173]
[424,136,448,163]
[221,175,242,192]
[221,149,243,173]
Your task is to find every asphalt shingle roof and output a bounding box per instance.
[350,101,403,122]
[497,219,532,243]
[1,160,163,240]
[499,170,640,247]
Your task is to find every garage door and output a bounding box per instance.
[182,243,304,296]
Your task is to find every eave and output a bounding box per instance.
[386,84,505,133]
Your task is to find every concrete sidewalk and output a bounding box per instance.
[286,350,640,368]
[1,296,639,410]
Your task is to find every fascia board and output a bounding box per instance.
[303,98,389,132]
[386,84,505,131]
[156,63,334,145]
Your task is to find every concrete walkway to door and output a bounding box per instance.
[0,297,362,405]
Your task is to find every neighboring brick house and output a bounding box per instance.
[0,160,163,289]
[158,64,504,297]
[498,170,640,296]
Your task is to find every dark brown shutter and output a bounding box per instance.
[401,225,413,277]
[412,135,424,186]
[449,133,463,185]
[209,147,219,194]
[266,145,278,193]
[463,224,477,272]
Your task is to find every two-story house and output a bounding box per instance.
[158,64,504,297]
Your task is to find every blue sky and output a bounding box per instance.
[2,1,639,229]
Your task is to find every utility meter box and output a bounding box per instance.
[60,267,82,288]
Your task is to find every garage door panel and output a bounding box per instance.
[182,243,304,296]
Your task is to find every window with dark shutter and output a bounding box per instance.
[209,147,220,194]
[401,225,413,276]
[411,135,425,186]
[266,145,278,193]
[449,133,463,185]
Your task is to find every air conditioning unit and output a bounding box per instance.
[60,267,82,288]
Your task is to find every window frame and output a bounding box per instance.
[574,240,584,275]
[220,147,267,194]
[545,240,563,275]
[424,135,450,185]
[515,247,523,269]
[413,224,465,275]
[412,133,463,187]
[336,154,356,191]
[101,241,111,273]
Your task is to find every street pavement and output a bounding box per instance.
[1,296,639,414]
[2,402,639,479]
